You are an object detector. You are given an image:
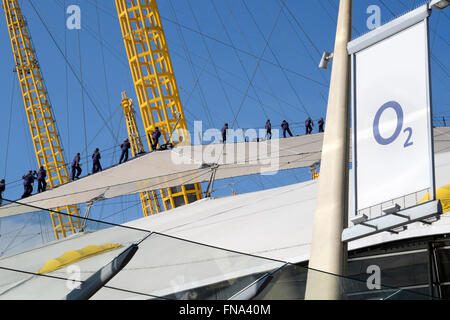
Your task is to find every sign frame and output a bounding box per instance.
[349,4,435,216]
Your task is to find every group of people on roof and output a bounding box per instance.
[0,118,324,204]
[0,127,164,203]
[221,117,325,142]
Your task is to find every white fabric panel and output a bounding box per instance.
[1,128,450,218]
[2,151,450,299]
[0,134,323,217]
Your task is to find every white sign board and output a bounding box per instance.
[353,19,434,212]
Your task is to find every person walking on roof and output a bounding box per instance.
[151,127,161,151]
[119,138,131,164]
[221,123,228,143]
[71,153,82,181]
[37,166,47,193]
[318,117,324,133]
[92,148,102,174]
[281,120,293,138]
[305,117,314,135]
[21,170,35,198]
[265,120,272,140]
[0,179,5,206]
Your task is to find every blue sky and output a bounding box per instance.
[0,0,448,253]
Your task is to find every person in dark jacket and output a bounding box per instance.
[0,179,5,206]
[281,120,293,138]
[119,138,131,164]
[265,120,272,140]
[21,170,35,198]
[151,127,161,151]
[92,148,102,174]
[305,117,314,135]
[221,123,228,143]
[37,166,47,193]
[318,117,324,133]
[71,153,82,181]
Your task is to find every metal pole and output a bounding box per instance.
[305,0,352,300]
[64,244,138,300]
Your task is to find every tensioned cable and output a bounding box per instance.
[166,0,215,129]
[442,10,449,20]
[184,1,244,191]
[1,165,214,215]
[86,0,329,88]
[278,0,322,58]
[326,0,362,37]
[318,0,340,30]
[244,0,311,117]
[77,20,89,176]
[170,46,312,116]
[97,199,143,223]
[60,0,321,123]
[280,0,330,85]
[3,72,15,179]
[0,214,36,256]
[19,101,35,170]
[186,0,239,125]
[95,0,118,162]
[381,0,449,80]
[378,0,397,18]
[431,11,441,50]
[158,175,318,235]
[53,0,201,137]
[48,1,316,190]
[231,4,282,124]
[82,0,329,88]
[0,188,403,299]
[224,0,290,122]
[3,135,124,188]
[431,54,450,79]
[228,1,304,183]
[209,0,271,127]
[63,0,72,160]
[0,233,42,257]
[2,122,321,190]
[0,265,168,300]
[1,168,214,234]
[29,1,118,141]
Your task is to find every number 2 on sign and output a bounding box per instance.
[373,101,413,148]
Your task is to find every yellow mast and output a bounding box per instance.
[116,0,203,210]
[2,0,81,239]
[121,92,161,216]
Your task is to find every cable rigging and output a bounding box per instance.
[166,0,215,129]
[224,0,290,122]
[3,73,16,179]
[28,1,119,143]
[186,0,239,125]
[243,0,311,117]
[210,0,271,126]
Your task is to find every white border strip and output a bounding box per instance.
[347,4,430,55]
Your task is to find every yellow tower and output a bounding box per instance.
[121,92,161,216]
[2,0,81,239]
[116,0,203,210]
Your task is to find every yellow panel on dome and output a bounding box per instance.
[37,243,123,274]
[418,185,450,213]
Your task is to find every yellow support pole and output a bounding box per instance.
[121,92,161,216]
[116,0,203,210]
[2,0,81,239]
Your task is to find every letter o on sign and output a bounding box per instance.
[373,101,404,145]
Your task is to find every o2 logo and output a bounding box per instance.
[373,101,413,148]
